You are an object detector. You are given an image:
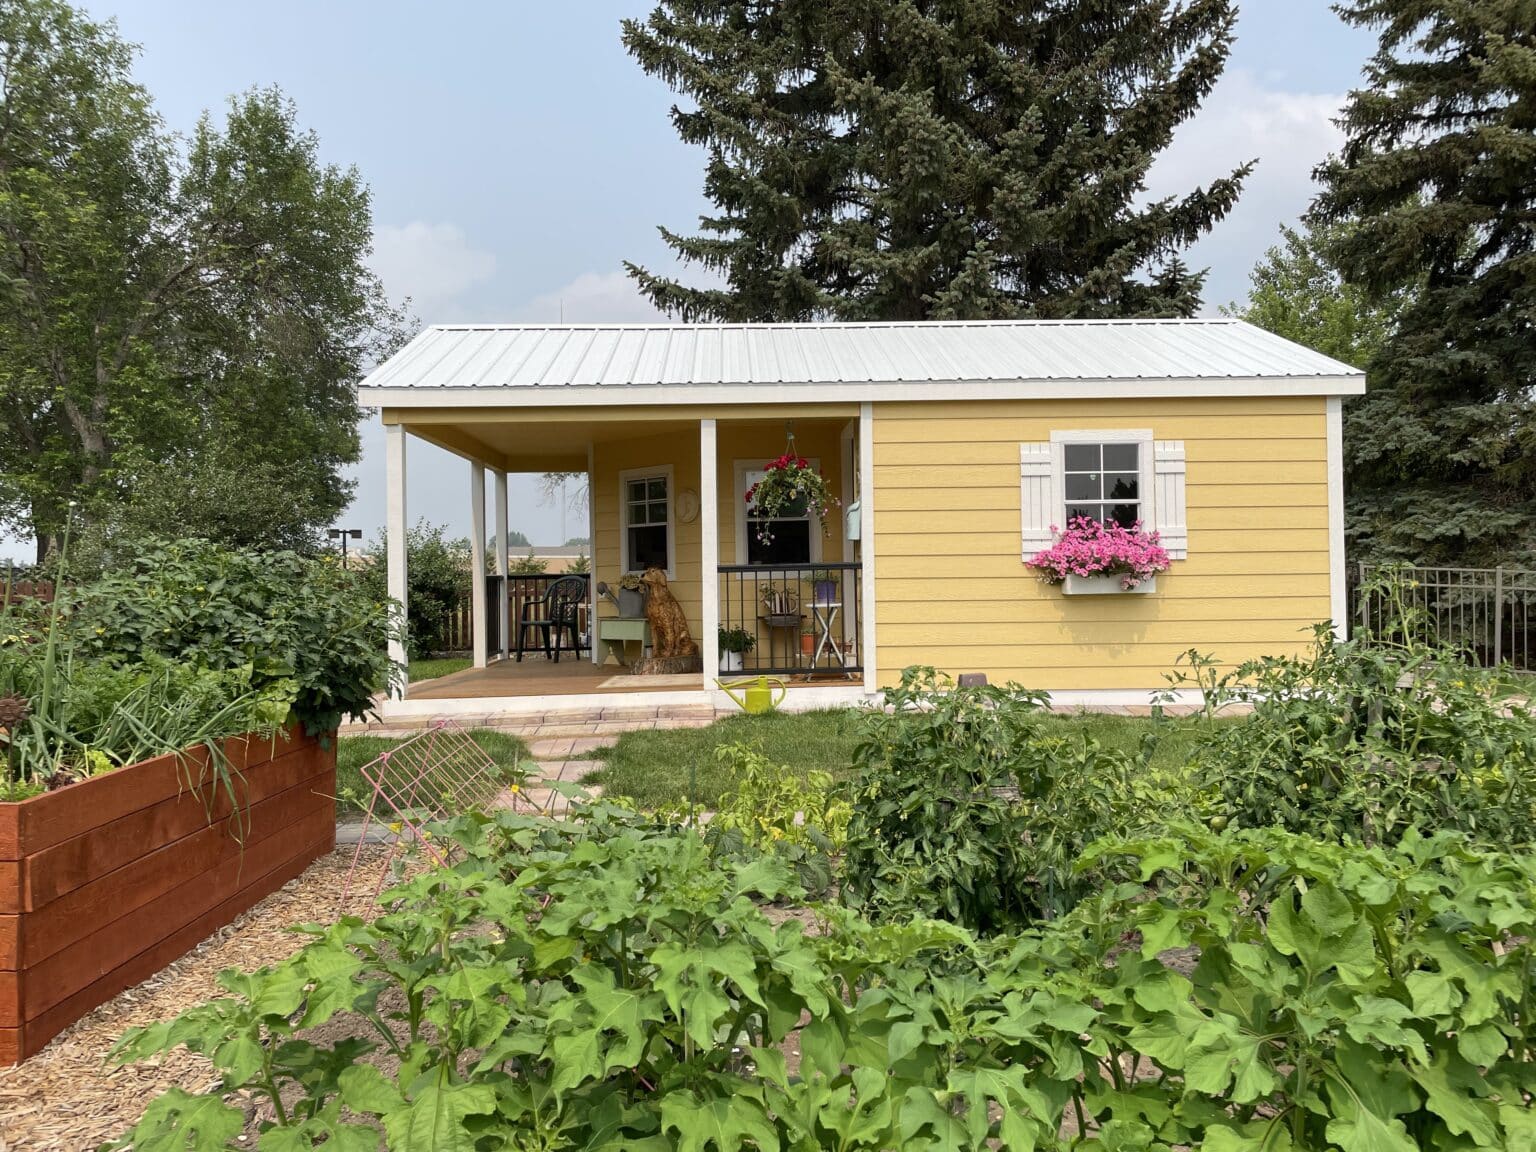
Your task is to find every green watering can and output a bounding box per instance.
[716,675,788,715]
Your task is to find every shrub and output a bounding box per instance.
[356,520,470,659]
[841,667,1197,928]
[1173,627,1536,847]
[66,538,398,736]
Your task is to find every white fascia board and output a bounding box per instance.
[357,374,1367,410]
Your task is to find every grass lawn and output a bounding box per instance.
[334,729,528,817]
[410,656,472,682]
[585,708,1222,809]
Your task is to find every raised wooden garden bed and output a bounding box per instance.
[0,725,336,1064]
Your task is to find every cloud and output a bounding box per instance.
[370,221,497,319]
[1144,70,1346,312]
[514,269,667,324]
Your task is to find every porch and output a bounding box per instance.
[378,403,877,717]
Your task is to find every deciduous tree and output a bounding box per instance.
[0,0,402,561]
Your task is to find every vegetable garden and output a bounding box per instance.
[97,577,1536,1152]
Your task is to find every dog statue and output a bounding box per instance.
[641,567,699,660]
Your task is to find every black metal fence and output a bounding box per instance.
[718,562,862,676]
[1352,564,1536,672]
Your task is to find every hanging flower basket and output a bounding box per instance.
[746,453,838,546]
[1026,517,1170,593]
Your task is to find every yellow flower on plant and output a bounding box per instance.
[509,783,521,794]
[388,821,403,834]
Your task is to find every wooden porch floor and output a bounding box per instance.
[407,656,858,701]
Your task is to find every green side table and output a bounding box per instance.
[598,616,650,666]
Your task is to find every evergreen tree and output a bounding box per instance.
[1314,0,1536,565]
[623,0,1250,321]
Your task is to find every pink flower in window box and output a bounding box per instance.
[1026,517,1170,591]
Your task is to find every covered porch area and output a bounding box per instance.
[379,402,877,718]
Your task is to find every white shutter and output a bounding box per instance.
[1154,440,1188,559]
[1020,441,1055,559]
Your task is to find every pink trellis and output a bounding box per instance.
[340,718,561,905]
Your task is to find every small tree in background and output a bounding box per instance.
[1223,219,1411,370]
[357,521,469,660]
[509,549,549,576]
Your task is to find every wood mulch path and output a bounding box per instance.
[0,845,398,1152]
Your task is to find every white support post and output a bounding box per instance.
[385,422,409,696]
[859,401,878,694]
[588,442,599,664]
[700,419,719,686]
[494,470,510,660]
[1326,396,1347,640]
[470,462,488,669]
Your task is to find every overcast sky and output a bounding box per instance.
[3,2,1377,562]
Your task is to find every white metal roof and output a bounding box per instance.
[358,319,1364,407]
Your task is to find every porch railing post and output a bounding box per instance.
[1494,566,1505,667]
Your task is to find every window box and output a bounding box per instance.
[1062,573,1158,596]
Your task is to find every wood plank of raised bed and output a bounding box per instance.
[0,859,19,916]
[14,829,332,1062]
[21,745,323,910]
[17,768,335,967]
[0,725,307,860]
[21,799,335,1021]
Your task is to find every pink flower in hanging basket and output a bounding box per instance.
[747,452,838,546]
[1026,517,1170,590]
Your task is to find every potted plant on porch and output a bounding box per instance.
[717,626,755,673]
[1026,517,1170,594]
[808,568,839,605]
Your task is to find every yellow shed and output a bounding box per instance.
[357,320,1361,718]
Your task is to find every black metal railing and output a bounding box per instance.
[1352,563,1536,673]
[718,562,862,677]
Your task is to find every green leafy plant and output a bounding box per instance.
[67,537,400,736]
[840,667,1049,931]
[708,741,849,894]
[717,626,755,654]
[1179,625,1536,847]
[357,520,471,660]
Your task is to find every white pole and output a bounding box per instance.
[385,422,409,696]
[470,462,488,669]
[700,419,719,687]
[588,442,599,664]
[495,470,510,660]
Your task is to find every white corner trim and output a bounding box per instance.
[1326,396,1347,639]
[859,401,877,693]
[700,420,720,688]
[618,463,677,579]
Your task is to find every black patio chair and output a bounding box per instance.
[515,575,589,663]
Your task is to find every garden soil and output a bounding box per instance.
[0,845,399,1152]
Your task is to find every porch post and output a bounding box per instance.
[859,401,878,694]
[588,442,600,664]
[700,419,719,686]
[385,422,409,696]
[470,462,488,669]
[494,469,510,659]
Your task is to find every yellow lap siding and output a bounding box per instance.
[871,396,1333,690]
